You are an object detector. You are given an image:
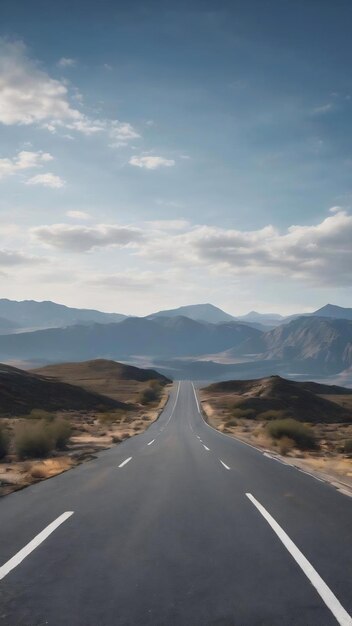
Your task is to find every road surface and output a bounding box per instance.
[0,381,351,625]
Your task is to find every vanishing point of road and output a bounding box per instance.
[0,381,351,625]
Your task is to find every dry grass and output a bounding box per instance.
[29,457,73,480]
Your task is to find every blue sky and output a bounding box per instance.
[0,0,352,315]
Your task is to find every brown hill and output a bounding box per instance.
[33,359,171,404]
[0,363,128,416]
[204,375,352,423]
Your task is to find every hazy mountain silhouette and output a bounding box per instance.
[232,316,352,375]
[0,316,20,334]
[0,316,262,362]
[0,298,126,331]
[311,304,352,320]
[147,303,236,323]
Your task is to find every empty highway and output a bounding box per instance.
[0,381,351,625]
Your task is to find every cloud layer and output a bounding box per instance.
[32,223,143,252]
[27,209,352,287]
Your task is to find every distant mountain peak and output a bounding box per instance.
[147,303,236,324]
[312,304,352,320]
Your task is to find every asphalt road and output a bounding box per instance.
[0,381,351,626]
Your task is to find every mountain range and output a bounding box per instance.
[0,299,351,383]
[0,298,126,332]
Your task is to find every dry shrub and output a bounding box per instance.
[139,382,162,405]
[257,409,288,420]
[0,423,9,459]
[49,418,71,450]
[28,408,55,421]
[15,418,72,459]
[30,464,48,479]
[15,421,54,459]
[225,418,238,427]
[267,418,317,450]
[343,439,352,454]
[98,411,123,425]
[232,407,255,419]
[278,436,295,456]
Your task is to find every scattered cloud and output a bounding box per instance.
[312,103,334,115]
[66,210,91,220]
[32,223,143,252]
[57,57,76,68]
[0,39,82,126]
[0,150,53,179]
[109,121,140,147]
[25,173,65,188]
[0,39,140,144]
[129,155,175,170]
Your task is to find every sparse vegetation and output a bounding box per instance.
[225,418,238,427]
[232,407,255,418]
[343,439,352,454]
[0,423,9,459]
[267,418,317,450]
[14,417,72,459]
[257,409,288,420]
[49,418,71,450]
[14,421,54,459]
[28,408,55,421]
[98,410,124,425]
[139,382,162,405]
[278,436,295,456]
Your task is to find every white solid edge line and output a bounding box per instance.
[147,439,155,446]
[0,511,74,581]
[191,382,200,413]
[246,493,352,626]
[165,381,181,426]
[220,460,230,470]
[118,457,132,468]
[203,444,210,451]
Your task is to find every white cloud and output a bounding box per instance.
[109,121,140,147]
[32,223,143,252]
[25,173,65,188]
[0,249,44,267]
[0,150,53,179]
[139,208,352,287]
[0,39,82,126]
[129,155,175,170]
[0,39,140,143]
[66,210,91,220]
[57,57,76,68]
